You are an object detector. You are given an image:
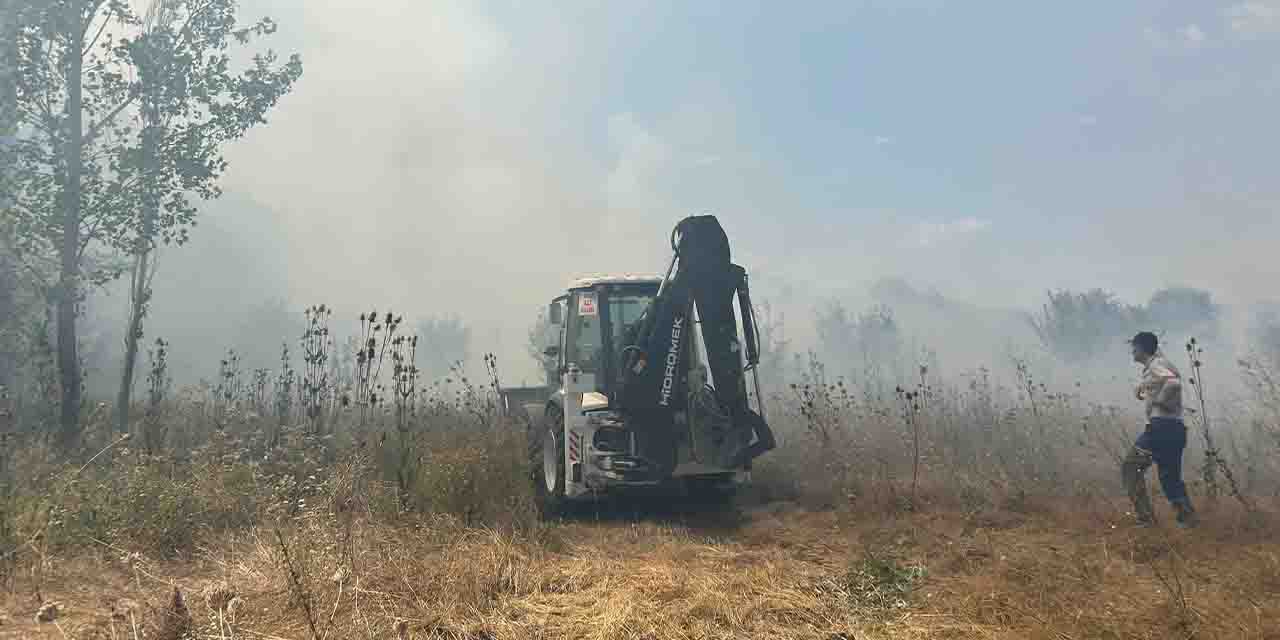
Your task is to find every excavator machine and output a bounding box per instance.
[502,214,775,517]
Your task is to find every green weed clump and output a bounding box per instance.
[842,551,928,616]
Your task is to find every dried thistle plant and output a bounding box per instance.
[301,305,333,434]
[1185,337,1253,514]
[895,383,923,510]
[353,311,377,424]
[483,351,502,412]
[353,310,403,427]
[275,341,296,427]
[392,333,419,433]
[213,348,243,425]
[252,367,270,416]
[789,351,855,447]
[141,337,170,455]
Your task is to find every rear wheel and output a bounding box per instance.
[531,405,567,519]
[684,475,737,508]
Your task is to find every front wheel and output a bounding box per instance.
[531,405,567,519]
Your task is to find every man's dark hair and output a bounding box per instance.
[1130,331,1158,355]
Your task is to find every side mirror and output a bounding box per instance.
[548,302,563,325]
[543,319,560,357]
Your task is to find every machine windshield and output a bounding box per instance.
[566,285,656,378]
[606,291,652,351]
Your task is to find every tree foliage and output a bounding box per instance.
[1028,289,1145,364]
[416,313,471,382]
[525,305,559,386]
[10,0,302,271]
[1146,286,1220,341]
[7,0,301,444]
[815,300,901,384]
[1028,286,1220,364]
[1248,305,1280,368]
[752,299,791,390]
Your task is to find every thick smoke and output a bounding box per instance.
[57,0,1280,407]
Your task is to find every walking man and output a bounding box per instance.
[1122,331,1196,527]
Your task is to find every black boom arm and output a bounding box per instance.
[616,215,775,465]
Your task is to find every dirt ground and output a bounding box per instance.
[3,494,1277,640]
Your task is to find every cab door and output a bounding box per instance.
[564,290,603,384]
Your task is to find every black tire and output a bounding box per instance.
[685,476,738,509]
[531,405,568,519]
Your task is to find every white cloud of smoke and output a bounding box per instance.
[70,0,1280,399]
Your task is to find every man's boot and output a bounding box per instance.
[1131,487,1155,526]
[1122,455,1155,525]
[1173,498,1197,528]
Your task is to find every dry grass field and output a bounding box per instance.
[2,487,1276,639]
[2,331,1278,639]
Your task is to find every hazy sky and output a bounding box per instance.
[126,0,1280,383]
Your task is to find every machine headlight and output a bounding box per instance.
[585,410,625,427]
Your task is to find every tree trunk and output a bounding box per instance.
[114,250,150,433]
[1,0,15,180]
[114,25,162,434]
[56,4,85,450]
[0,3,17,394]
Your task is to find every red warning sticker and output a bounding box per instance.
[578,292,597,315]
